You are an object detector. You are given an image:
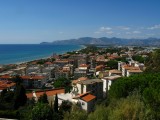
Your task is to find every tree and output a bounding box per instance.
[108,73,160,119]
[0,90,14,110]
[26,103,53,120]
[59,100,72,113]
[38,93,48,104]
[87,105,108,120]
[54,77,72,93]
[106,60,118,69]
[54,94,58,113]
[143,80,160,119]
[145,49,160,73]
[37,59,47,64]
[13,84,27,109]
[132,55,145,63]
[63,104,88,120]
[12,75,22,84]
[0,89,7,100]
[108,92,146,120]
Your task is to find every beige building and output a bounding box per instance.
[109,69,122,76]
[126,69,143,77]
[122,65,140,77]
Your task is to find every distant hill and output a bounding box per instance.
[40,37,160,46]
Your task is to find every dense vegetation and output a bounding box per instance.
[54,77,72,93]
[132,55,146,63]
[145,49,160,73]
[0,83,27,118]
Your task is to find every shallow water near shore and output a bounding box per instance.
[0,44,83,65]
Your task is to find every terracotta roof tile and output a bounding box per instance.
[0,80,16,90]
[81,94,96,102]
[26,88,65,98]
[109,69,122,73]
[72,77,88,84]
[0,75,12,79]
[45,62,53,65]
[79,64,88,67]
[96,65,104,69]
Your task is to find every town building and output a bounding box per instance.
[109,69,122,76]
[21,75,46,88]
[75,79,103,99]
[54,70,70,79]
[73,92,96,113]
[101,75,121,98]
[0,80,16,92]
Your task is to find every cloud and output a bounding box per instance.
[106,31,113,34]
[133,31,141,34]
[94,26,113,34]
[148,24,160,30]
[100,27,112,31]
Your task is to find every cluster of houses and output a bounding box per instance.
[0,46,148,112]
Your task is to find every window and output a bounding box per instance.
[82,102,85,105]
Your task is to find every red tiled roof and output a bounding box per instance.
[109,69,122,73]
[0,80,16,90]
[81,94,96,102]
[122,65,140,70]
[79,64,88,67]
[72,77,88,84]
[45,62,53,65]
[26,88,65,98]
[31,61,37,64]
[96,65,104,69]
[0,75,12,79]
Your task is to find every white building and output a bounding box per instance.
[42,66,55,79]
[109,69,122,76]
[26,66,41,75]
[73,93,96,113]
[126,69,143,77]
[101,75,121,98]
[118,61,126,71]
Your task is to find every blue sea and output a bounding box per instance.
[0,44,83,65]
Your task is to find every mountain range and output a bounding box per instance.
[40,37,160,46]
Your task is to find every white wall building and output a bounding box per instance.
[101,75,121,98]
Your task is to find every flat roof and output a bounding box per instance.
[77,79,103,85]
[103,75,122,80]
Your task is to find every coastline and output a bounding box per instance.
[8,45,86,66]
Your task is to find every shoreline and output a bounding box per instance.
[2,45,86,66]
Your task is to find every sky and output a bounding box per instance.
[0,0,160,44]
